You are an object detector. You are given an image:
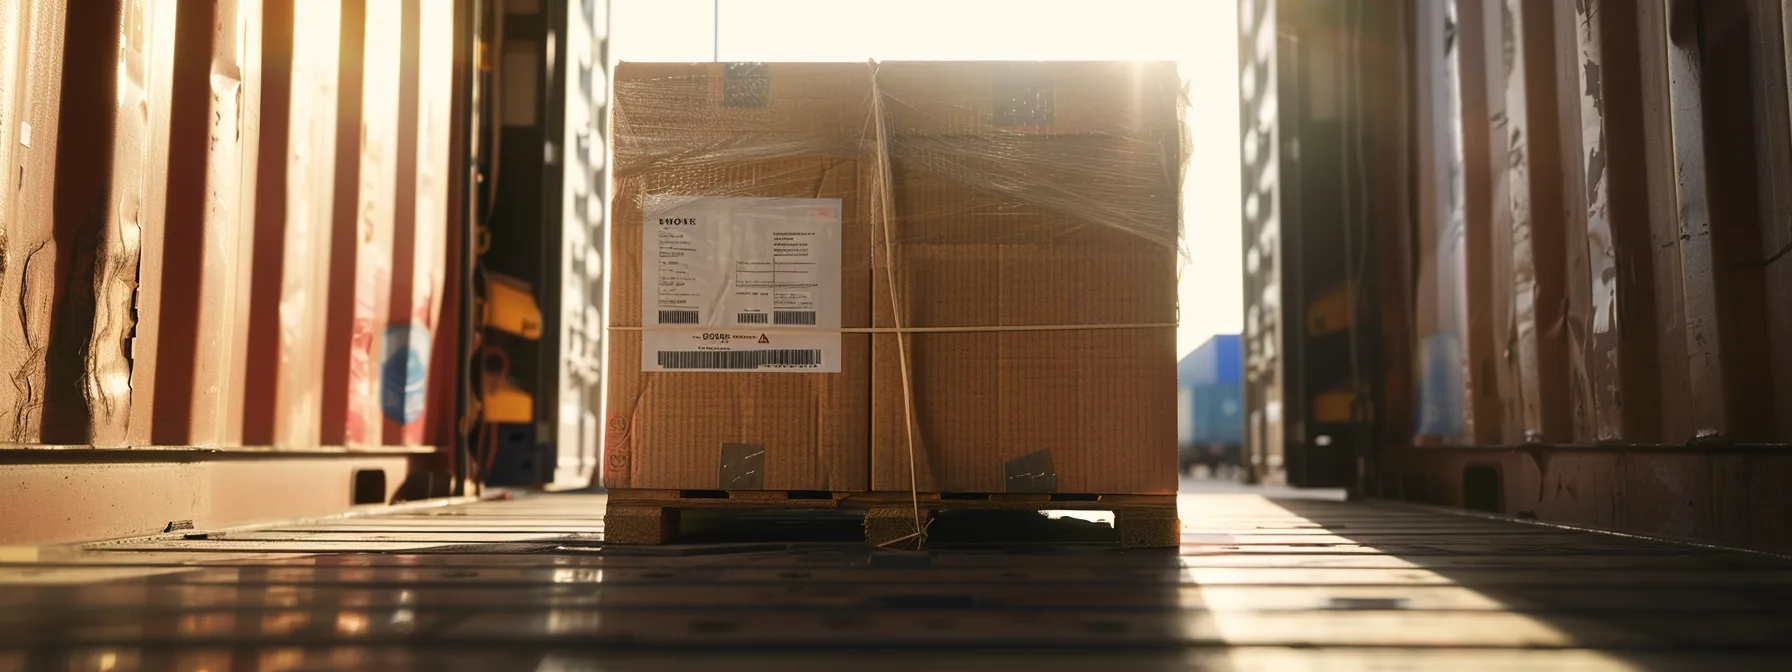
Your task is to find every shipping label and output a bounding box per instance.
[642,195,842,373]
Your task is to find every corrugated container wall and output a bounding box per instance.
[0,0,481,544]
[1245,0,1792,552]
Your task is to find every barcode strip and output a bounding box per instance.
[773,310,817,326]
[736,312,769,324]
[658,310,699,325]
[657,349,821,370]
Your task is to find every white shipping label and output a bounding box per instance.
[642,195,843,373]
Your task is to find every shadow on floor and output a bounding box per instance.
[17,492,1792,669]
[673,508,1123,545]
[1266,497,1792,662]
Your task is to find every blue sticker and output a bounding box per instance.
[381,324,431,424]
[1415,331,1465,437]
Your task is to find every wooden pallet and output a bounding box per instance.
[602,489,1180,548]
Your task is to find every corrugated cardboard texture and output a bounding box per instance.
[612,62,871,178]
[870,62,1181,495]
[874,62,1184,252]
[605,63,872,491]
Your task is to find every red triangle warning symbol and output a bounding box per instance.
[757,334,770,344]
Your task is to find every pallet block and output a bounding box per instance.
[603,504,681,545]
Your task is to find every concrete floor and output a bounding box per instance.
[3,486,1791,670]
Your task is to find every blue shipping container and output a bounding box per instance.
[1181,384,1244,446]
[1179,334,1242,387]
[1177,335,1244,449]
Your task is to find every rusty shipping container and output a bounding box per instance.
[1244,0,1792,552]
[0,0,612,544]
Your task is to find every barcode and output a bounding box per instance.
[736,312,770,324]
[658,310,699,324]
[657,349,821,370]
[773,311,817,326]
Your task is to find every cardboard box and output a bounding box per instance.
[604,61,1183,495]
[869,62,1183,495]
[603,63,873,490]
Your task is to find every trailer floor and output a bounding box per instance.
[4,487,1792,670]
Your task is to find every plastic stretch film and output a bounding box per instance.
[613,61,1188,254]
[606,61,1187,500]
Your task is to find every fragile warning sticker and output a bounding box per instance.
[642,195,842,373]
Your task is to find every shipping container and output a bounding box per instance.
[4,1,1792,667]
[1242,0,1792,552]
[0,0,613,544]
[1177,334,1244,473]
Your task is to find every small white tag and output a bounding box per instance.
[18,122,29,148]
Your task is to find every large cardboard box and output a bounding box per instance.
[869,62,1183,495]
[603,63,873,490]
[604,61,1182,495]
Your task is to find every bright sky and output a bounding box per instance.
[609,0,1242,358]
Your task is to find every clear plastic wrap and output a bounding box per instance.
[606,61,1188,498]
[613,61,1188,254]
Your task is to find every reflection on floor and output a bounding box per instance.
[1179,473,1348,499]
[3,490,1792,670]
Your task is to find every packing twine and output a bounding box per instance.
[611,60,1178,550]
[865,60,928,550]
